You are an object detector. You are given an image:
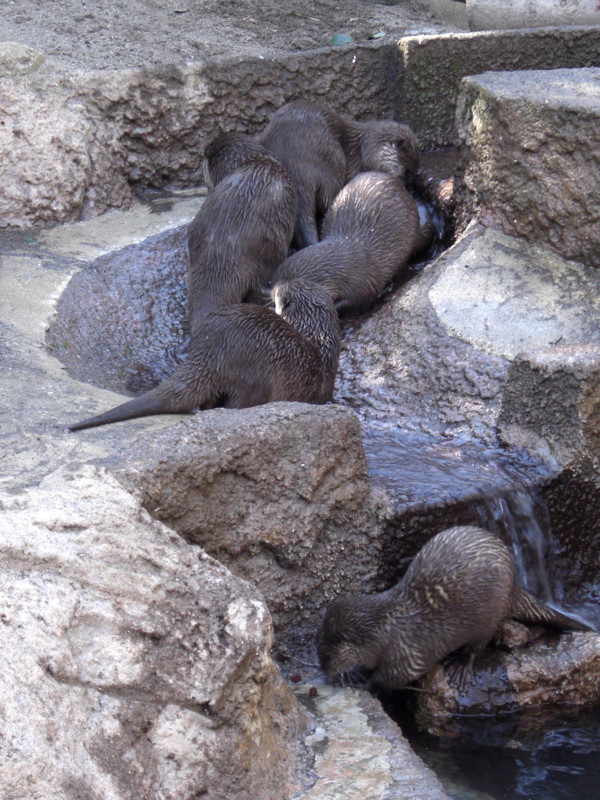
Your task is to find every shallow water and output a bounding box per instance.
[386,698,600,800]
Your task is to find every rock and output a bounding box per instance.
[467,0,600,32]
[0,464,310,799]
[455,67,600,266]
[337,226,600,444]
[0,45,399,228]
[414,631,600,723]
[398,26,600,149]
[0,41,44,76]
[499,344,600,470]
[111,402,389,654]
[294,684,451,799]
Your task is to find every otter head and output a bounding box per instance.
[272,279,337,323]
[316,596,384,685]
[203,132,273,188]
[359,121,420,183]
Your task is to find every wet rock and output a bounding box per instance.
[0,41,44,76]
[336,226,600,444]
[0,463,310,800]
[455,67,600,266]
[414,631,600,723]
[499,344,600,470]
[295,684,451,799]
[111,402,390,654]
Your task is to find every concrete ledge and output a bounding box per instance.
[397,26,600,148]
[455,67,600,265]
[467,0,600,31]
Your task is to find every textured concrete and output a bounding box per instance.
[2,26,600,226]
[398,26,600,148]
[455,68,600,266]
[467,0,600,31]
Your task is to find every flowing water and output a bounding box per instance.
[362,427,599,800]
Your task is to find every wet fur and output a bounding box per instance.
[258,100,420,249]
[272,171,420,313]
[68,280,340,431]
[317,525,594,692]
[187,132,297,336]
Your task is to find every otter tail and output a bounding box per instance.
[510,585,595,632]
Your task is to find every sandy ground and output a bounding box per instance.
[0,0,460,71]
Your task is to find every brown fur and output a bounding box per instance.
[272,171,420,314]
[317,525,594,692]
[187,132,297,337]
[68,280,340,431]
[258,100,420,249]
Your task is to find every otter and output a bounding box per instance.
[68,279,340,431]
[317,525,594,693]
[257,100,420,249]
[271,171,420,314]
[187,132,297,338]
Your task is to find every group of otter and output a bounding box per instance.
[68,101,594,697]
[69,100,421,432]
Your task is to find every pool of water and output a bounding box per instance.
[384,696,600,800]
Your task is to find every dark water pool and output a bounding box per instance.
[384,695,600,800]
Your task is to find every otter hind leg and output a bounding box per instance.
[444,643,486,694]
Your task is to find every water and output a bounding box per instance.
[385,698,600,800]
[362,427,599,800]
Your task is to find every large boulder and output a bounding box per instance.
[111,402,389,654]
[0,464,310,800]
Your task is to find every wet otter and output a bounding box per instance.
[68,279,340,431]
[272,171,420,314]
[258,100,420,249]
[187,132,297,337]
[317,525,594,692]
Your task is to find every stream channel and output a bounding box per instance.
[363,427,600,800]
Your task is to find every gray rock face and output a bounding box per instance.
[455,68,600,267]
[336,227,600,444]
[0,464,309,800]
[112,402,389,654]
[398,26,600,149]
[467,0,600,31]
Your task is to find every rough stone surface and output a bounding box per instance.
[335,226,600,444]
[3,24,600,226]
[467,0,600,31]
[398,27,600,148]
[0,1,454,72]
[0,41,44,76]
[0,193,205,493]
[455,67,600,266]
[0,44,404,228]
[499,344,600,470]
[111,402,390,654]
[414,631,600,722]
[46,225,190,395]
[294,685,451,800]
[0,463,310,800]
